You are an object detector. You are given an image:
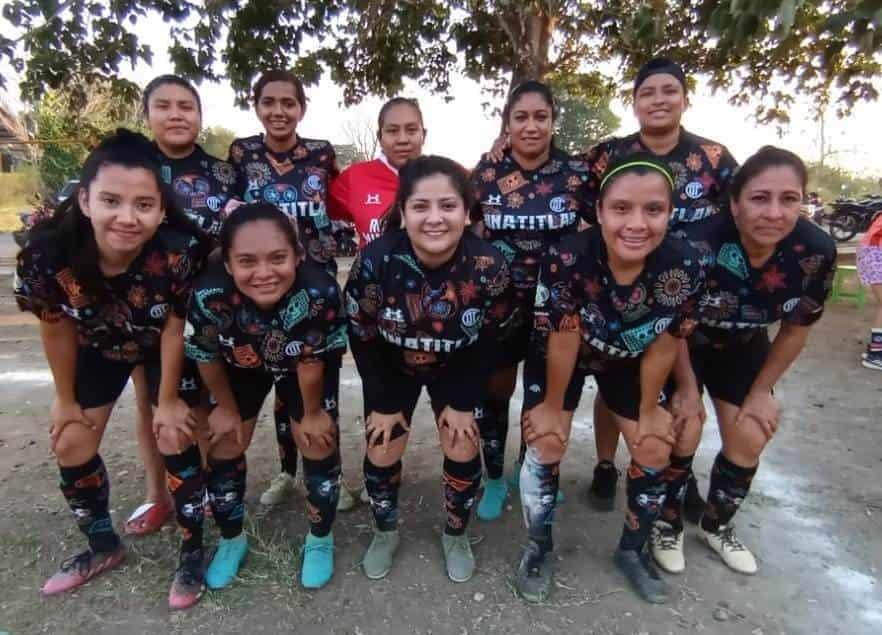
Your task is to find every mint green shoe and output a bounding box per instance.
[301,532,334,589]
[362,529,400,580]
[205,534,248,589]
[476,477,508,521]
[441,533,475,583]
[510,460,565,503]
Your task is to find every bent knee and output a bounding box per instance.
[527,434,567,464]
[627,436,671,470]
[54,423,99,466]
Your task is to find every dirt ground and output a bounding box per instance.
[0,267,880,635]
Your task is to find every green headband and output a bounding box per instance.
[599,160,674,192]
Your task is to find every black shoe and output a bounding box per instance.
[514,540,554,603]
[614,546,669,604]
[683,471,705,525]
[587,461,618,511]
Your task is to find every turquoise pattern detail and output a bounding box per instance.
[620,321,658,353]
[281,289,310,330]
[718,243,749,280]
[393,254,424,276]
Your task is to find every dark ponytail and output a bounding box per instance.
[380,155,475,234]
[24,128,203,302]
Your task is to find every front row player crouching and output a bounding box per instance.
[157,202,347,609]
[651,146,836,577]
[517,155,706,604]
[14,130,208,597]
[345,156,514,583]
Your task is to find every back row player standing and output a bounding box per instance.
[579,59,738,520]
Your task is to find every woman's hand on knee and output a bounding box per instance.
[522,402,569,448]
[49,398,93,454]
[736,390,779,441]
[295,410,337,454]
[635,405,676,447]
[438,407,480,452]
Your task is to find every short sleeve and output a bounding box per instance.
[784,243,836,327]
[298,280,348,362]
[14,242,68,323]
[184,285,223,362]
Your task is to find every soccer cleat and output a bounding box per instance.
[301,532,335,589]
[700,523,758,574]
[362,529,400,580]
[441,533,475,583]
[614,546,669,604]
[514,540,553,603]
[260,472,299,506]
[168,551,205,610]
[650,520,685,573]
[205,534,248,589]
[587,461,618,511]
[41,547,126,596]
[476,477,508,521]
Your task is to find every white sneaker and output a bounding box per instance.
[260,472,299,506]
[337,480,357,511]
[700,523,757,574]
[650,521,685,573]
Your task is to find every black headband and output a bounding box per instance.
[633,58,687,95]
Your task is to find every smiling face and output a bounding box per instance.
[402,173,467,267]
[731,164,803,251]
[145,83,201,154]
[225,219,299,309]
[633,73,687,135]
[256,81,304,143]
[79,164,166,262]
[597,171,672,268]
[379,102,425,168]
[507,91,554,161]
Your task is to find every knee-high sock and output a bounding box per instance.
[164,444,205,558]
[59,454,119,553]
[519,446,559,554]
[618,461,667,552]
[207,454,247,539]
[477,398,509,479]
[274,395,299,477]
[660,454,694,531]
[442,455,482,536]
[701,453,757,533]
[364,457,402,532]
[302,451,341,537]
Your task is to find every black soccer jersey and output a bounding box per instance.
[15,225,207,364]
[471,148,592,315]
[228,134,340,274]
[184,259,346,373]
[581,128,738,227]
[673,213,837,344]
[155,144,236,238]
[344,230,515,413]
[533,225,705,372]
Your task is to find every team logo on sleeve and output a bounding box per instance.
[684,181,704,199]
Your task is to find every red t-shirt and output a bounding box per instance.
[329,157,399,247]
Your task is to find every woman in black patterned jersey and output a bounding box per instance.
[470,81,592,522]
[515,155,705,604]
[650,147,836,579]
[582,58,738,519]
[161,202,347,605]
[345,156,514,584]
[14,130,208,604]
[121,75,239,540]
[227,70,354,511]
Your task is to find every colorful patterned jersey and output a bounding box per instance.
[155,144,236,238]
[14,225,206,364]
[534,226,705,371]
[184,259,346,373]
[581,128,738,227]
[471,148,592,314]
[228,134,340,273]
[673,213,836,342]
[344,230,515,412]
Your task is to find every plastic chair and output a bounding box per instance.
[831,264,867,309]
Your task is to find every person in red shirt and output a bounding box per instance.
[329,98,426,246]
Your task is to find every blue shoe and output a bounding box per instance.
[510,460,565,503]
[301,532,334,589]
[205,534,248,590]
[477,477,508,521]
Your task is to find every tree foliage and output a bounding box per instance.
[31,81,143,193]
[547,73,620,154]
[199,125,236,160]
[2,1,881,124]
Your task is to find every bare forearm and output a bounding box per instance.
[640,333,678,413]
[544,331,580,410]
[672,338,698,392]
[158,315,185,404]
[197,359,237,411]
[40,319,78,403]
[750,324,810,393]
[297,359,325,415]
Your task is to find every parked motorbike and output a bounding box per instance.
[828,195,882,242]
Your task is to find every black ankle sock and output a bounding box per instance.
[207,454,247,539]
[442,455,482,536]
[163,444,205,558]
[363,457,402,532]
[701,453,757,533]
[59,454,120,553]
[302,451,341,537]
